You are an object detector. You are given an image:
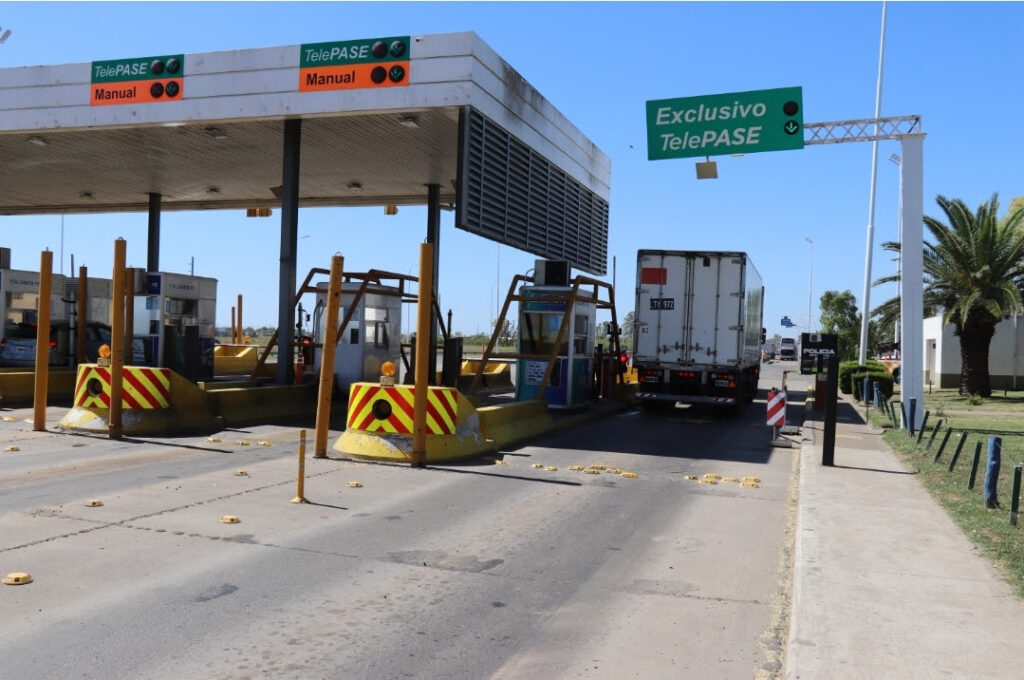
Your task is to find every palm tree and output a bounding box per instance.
[873,194,1024,397]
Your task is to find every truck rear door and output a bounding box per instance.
[696,254,744,365]
[635,252,689,364]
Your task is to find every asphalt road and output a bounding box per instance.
[0,364,803,679]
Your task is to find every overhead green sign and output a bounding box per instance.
[646,86,803,160]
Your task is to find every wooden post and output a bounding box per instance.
[314,255,344,458]
[411,244,434,467]
[109,239,126,440]
[77,266,88,365]
[32,250,53,431]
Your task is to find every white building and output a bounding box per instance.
[923,313,1024,390]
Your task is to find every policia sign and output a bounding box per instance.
[800,332,838,375]
[646,86,803,160]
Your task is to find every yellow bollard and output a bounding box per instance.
[291,429,308,503]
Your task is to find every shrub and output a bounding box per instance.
[852,371,894,401]
[839,361,887,394]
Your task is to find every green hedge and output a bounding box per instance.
[852,371,894,401]
[838,361,887,394]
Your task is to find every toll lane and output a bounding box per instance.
[0,387,797,680]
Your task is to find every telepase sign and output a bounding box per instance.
[646,86,803,160]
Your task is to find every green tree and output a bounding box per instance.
[818,290,870,361]
[873,193,1024,397]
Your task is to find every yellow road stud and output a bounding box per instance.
[620,471,638,479]
[257,440,272,447]
[84,499,103,507]
[584,469,601,475]
[568,465,585,471]
[545,466,558,471]
[207,436,222,442]
[3,572,33,585]
[742,476,761,483]
[5,445,20,451]
[699,479,718,485]
[234,470,249,476]
[2,416,16,422]
[742,481,760,488]
[236,440,251,446]
[684,475,698,480]
[589,464,607,470]
[702,473,721,480]
[220,515,240,524]
[531,463,544,468]
[347,481,363,488]
[723,477,740,483]
[494,460,509,466]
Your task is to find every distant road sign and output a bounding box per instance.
[646,86,804,160]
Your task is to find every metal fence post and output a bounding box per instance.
[917,411,930,444]
[983,437,1002,509]
[968,441,983,490]
[1010,464,1022,526]
[925,418,944,451]
[948,431,968,472]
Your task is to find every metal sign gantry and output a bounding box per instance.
[805,115,925,428]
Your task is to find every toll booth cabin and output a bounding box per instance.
[516,282,596,409]
[132,272,217,382]
[311,281,402,396]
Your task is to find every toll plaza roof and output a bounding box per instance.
[0,31,611,217]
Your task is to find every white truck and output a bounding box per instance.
[632,250,764,411]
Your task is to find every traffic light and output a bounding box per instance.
[618,352,629,374]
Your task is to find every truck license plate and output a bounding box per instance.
[649,297,674,310]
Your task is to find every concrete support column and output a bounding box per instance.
[899,133,925,430]
[426,184,441,384]
[277,119,301,385]
[147,193,161,273]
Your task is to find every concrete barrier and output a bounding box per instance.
[477,399,555,450]
[0,368,76,405]
[58,364,224,435]
[458,359,515,396]
[334,383,493,463]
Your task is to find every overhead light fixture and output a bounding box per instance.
[28,136,48,147]
[347,182,363,191]
[399,116,419,128]
[205,127,227,140]
[695,156,718,180]
[384,204,398,215]
[246,208,272,218]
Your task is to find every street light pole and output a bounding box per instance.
[805,236,814,332]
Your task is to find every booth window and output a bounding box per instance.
[520,312,568,356]
[573,313,590,355]
[373,321,389,348]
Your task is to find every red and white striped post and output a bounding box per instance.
[766,387,787,442]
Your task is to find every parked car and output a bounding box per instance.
[0,320,127,367]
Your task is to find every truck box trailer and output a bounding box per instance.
[632,250,764,410]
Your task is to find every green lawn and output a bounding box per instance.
[867,390,1024,597]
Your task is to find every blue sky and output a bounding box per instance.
[2,1,1023,340]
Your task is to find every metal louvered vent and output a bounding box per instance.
[456,107,609,276]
